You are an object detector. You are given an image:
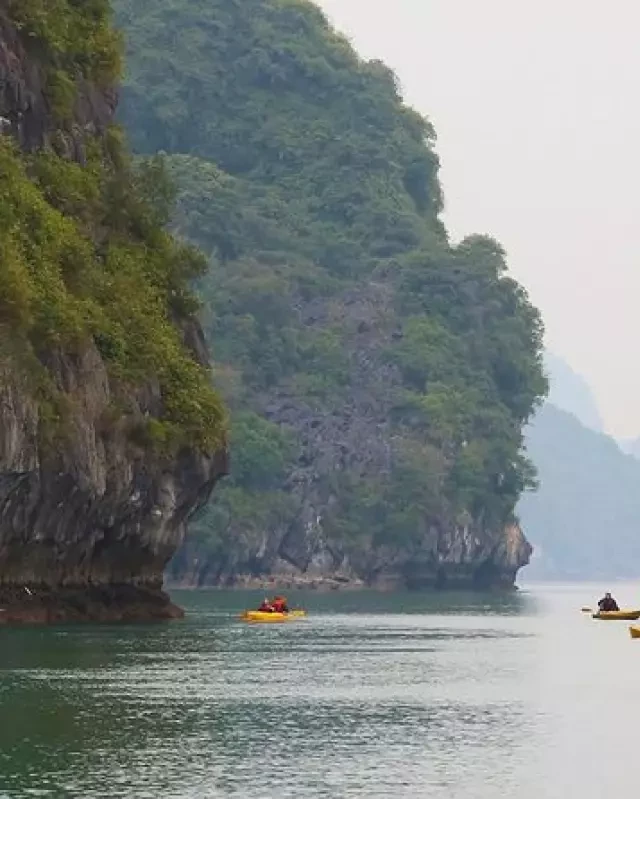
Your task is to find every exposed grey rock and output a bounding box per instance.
[172,280,530,591]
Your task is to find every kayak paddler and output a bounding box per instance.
[271,596,289,613]
[597,592,620,612]
[257,598,275,613]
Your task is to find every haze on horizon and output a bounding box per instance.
[317,0,640,439]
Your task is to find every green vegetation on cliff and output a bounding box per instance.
[9,0,121,119]
[9,0,120,80]
[114,0,547,578]
[0,3,224,451]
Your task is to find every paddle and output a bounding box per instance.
[581,607,593,613]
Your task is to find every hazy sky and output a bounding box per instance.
[317,0,640,438]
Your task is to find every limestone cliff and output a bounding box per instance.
[118,0,547,593]
[0,2,226,621]
[172,519,529,592]
[169,281,531,592]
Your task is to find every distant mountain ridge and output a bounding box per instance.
[519,356,640,580]
[543,352,604,433]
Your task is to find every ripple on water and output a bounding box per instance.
[3,586,633,797]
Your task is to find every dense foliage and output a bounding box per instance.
[0,2,225,451]
[114,0,547,570]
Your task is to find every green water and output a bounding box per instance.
[1,583,639,798]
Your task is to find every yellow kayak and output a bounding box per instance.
[240,609,307,623]
[630,626,640,639]
[592,610,640,621]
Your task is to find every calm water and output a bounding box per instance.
[1,582,639,798]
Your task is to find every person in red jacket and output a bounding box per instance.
[258,598,274,613]
[271,596,289,613]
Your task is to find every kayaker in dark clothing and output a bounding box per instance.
[598,592,620,612]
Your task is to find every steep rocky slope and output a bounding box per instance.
[0,2,226,621]
[171,276,531,591]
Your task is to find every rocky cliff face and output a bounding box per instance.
[173,518,529,592]
[170,281,530,592]
[0,6,226,622]
[0,336,226,622]
[0,8,114,156]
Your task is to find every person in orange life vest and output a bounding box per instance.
[271,596,289,613]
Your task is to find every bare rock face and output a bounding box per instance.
[173,512,529,592]
[0,10,226,622]
[0,344,226,622]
